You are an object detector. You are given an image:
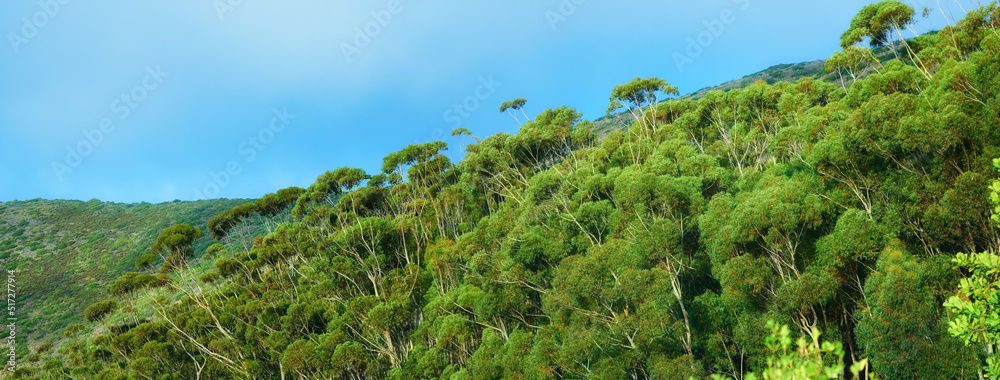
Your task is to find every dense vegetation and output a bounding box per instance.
[10,1,1000,378]
[0,198,255,366]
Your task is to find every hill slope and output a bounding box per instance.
[0,198,252,355]
[590,59,835,137]
[10,7,1000,378]
[591,38,920,137]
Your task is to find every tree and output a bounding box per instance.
[207,201,258,240]
[292,167,370,221]
[505,106,582,170]
[451,127,472,162]
[151,224,204,272]
[837,1,934,78]
[256,186,305,218]
[607,77,679,164]
[839,1,915,49]
[499,98,528,125]
[857,245,979,378]
[607,77,678,130]
[825,46,878,86]
[135,253,157,270]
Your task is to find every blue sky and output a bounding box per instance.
[0,0,955,203]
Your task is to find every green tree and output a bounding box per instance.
[500,98,528,125]
[838,1,932,77]
[207,201,258,240]
[607,77,678,132]
[825,46,878,86]
[292,167,370,222]
[255,186,305,218]
[451,127,472,162]
[151,224,204,272]
[857,245,979,378]
[839,1,915,49]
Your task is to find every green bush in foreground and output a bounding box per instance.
[945,159,1000,377]
[706,320,875,380]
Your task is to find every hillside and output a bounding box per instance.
[10,2,1000,379]
[0,198,255,358]
[590,60,835,137]
[680,60,833,100]
[591,38,921,137]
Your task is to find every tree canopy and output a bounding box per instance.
[840,1,915,48]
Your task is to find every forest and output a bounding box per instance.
[8,1,1000,379]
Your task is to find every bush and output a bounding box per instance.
[709,321,875,380]
[84,300,117,322]
[135,254,157,270]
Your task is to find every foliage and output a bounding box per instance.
[944,161,1000,377]
[84,300,117,322]
[840,1,915,48]
[708,320,873,380]
[857,246,979,378]
[0,198,251,365]
[607,77,678,115]
[16,3,1000,378]
[993,158,1000,227]
[946,251,1000,377]
[150,224,203,271]
[499,98,527,113]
